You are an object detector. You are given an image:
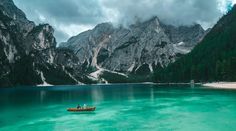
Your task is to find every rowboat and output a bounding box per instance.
[67,107,96,112]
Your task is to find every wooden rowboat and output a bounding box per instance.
[67,107,96,112]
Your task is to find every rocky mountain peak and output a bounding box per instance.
[146,16,160,25]
[94,22,114,33]
[0,0,34,36]
[24,24,56,54]
[60,16,208,81]
[130,16,161,31]
[0,0,27,21]
[0,0,14,6]
[91,22,114,42]
[0,0,87,87]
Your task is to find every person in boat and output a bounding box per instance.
[77,104,81,109]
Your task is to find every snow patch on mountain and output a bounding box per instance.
[38,71,52,86]
[149,64,154,73]
[128,62,136,72]
[173,42,191,54]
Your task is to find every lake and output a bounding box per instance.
[1,84,236,130]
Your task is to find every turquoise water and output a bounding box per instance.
[1,84,236,131]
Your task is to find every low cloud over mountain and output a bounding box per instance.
[14,0,236,43]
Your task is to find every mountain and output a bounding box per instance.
[154,5,236,83]
[60,17,207,83]
[0,0,210,86]
[0,0,92,87]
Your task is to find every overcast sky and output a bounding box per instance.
[13,0,236,43]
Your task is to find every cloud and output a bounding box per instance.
[14,0,105,25]
[13,0,236,43]
[13,0,106,43]
[101,0,235,28]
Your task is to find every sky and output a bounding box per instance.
[13,0,236,44]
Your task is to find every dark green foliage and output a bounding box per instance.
[38,64,77,85]
[86,66,97,74]
[80,61,97,74]
[100,71,153,83]
[75,75,98,84]
[97,48,109,64]
[135,64,151,75]
[154,6,236,83]
[100,71,129,83]
[9,55,42,86]
[127,74,153,83]
[175,53,184,58]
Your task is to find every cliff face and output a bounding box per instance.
[0,0,210,85]
[0,0,86,87]
[60,17,207,82]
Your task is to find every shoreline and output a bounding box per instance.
[203,82,236,89]
[4,82,236,89]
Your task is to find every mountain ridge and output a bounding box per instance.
[0,0,95,87]
[60,17,207,82]
[0,0,215,86]
[154,5,236,83]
